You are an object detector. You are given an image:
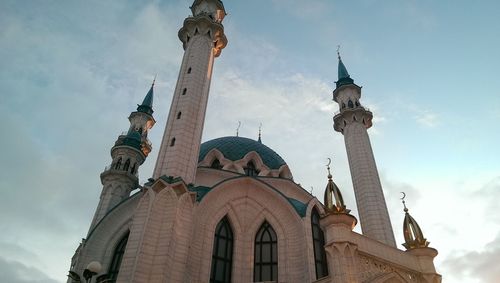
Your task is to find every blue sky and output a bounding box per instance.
[1,0,499,282]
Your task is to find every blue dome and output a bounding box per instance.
[199,136,286,169]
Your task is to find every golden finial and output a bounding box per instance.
[401,192,430,250]
[236,121,241,137]
[324,157,349,214]
[326,157,332,179]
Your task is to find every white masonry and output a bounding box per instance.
[153,1,227,184]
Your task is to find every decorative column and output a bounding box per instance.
[321,161,360,283]
[332,51,396,247]
[153,0,227,184]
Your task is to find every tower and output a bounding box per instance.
[332,52,396,247]
[153,0,227,184]
[89,82,156,230]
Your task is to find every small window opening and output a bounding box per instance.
[194,28,199,35]
[182,88,187,95]
[353,116,357,121]
[342,102,346,109]
[114,158,122,170]
[170,137,176,147]
[355,100,360,107]
[123,159,130,171]
[187,67,192,74]
[211,159,223,170]
[177,112,182,119]
[244,161,259,176]
[348,99,354,108]
[130,163,137,174]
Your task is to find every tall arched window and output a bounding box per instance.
[108,231,129,282]
[311,209,328,279]
[210,216,233,283]
[254,221,278,282]
[348,99,354,108]
[244,161,259,176]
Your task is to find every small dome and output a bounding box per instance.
[199,136,286,169]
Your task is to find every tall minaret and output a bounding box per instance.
[332,52,396,247]
[89,82,156,231]
[153,0,227,184]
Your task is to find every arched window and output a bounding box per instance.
[211,159,223,170]
[355,100,360,107]
[108,231,129,282]
[114,158,122,170]
[123,159,130,171]
[187,67,192,74]
[210,217,233,283]
[244,161,259,176]
[348,99,354,108]
[342,102,346,109]
[311,209,328,279]
[254,221,278,282]
[130,163,136,174]
[177,111,182,119]
[170,137,176,147]
[182,88,187,95]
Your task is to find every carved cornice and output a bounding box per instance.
[178,15,227,57]
[333,107,373,133]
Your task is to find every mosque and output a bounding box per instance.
[68,0,441,282]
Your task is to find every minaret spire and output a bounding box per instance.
[335,46,354,88]
[332,52,396,247]
[153,0,227,183]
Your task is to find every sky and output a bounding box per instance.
[1,0,499,282]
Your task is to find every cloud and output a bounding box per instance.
[415,111,438,128]
[442,233,500,283]
[0,256,59,283]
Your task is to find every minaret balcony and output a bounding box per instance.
[333,106,373,133]
[101,165,139,179]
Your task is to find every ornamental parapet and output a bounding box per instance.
[178,15,227,57]
[333,107,373,133]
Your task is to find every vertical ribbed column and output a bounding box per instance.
[153,14,227,184]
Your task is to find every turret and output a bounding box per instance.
[88,82,156,231]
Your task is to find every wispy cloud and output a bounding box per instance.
[415,111,438,128]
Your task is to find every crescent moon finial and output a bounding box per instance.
[400,192,408,212]
[326,158,332,178]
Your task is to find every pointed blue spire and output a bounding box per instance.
[137,78,155,115]
[335,49,354,88]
